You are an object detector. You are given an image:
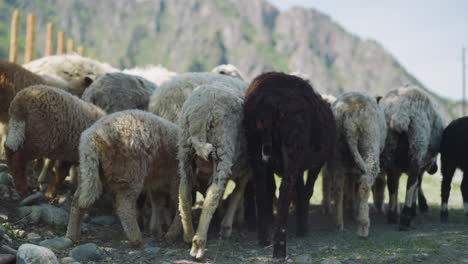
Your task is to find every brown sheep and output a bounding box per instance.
[4,85,105,198]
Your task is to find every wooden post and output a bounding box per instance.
[67,39,74,54]
[77,46,84,56]
[45,23,54,56]
[24,13,36,63]
[9,9,20,63]
[57,31,65,55]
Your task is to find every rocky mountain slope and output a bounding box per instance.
[0,0,461,119]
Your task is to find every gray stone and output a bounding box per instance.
[39,237,73,250]
[91,216,116,226]
[0,185,10,199]
[60,257,77,264]
[291,254,313,264]
[16,244,59,264]
[39,204,69,226]
[17,206,42,224]
[321,260,342,264]
[69,243,102,261]
[143,247,160,253]
[0,254,15,264]
[0,172,11,185]
[0,226,4,237]
[26,233,42,243]
[20,193,44,206]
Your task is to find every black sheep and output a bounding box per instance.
[440,116,468,222]
[244,72,336,258]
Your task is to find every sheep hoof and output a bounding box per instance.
[190,235,206,260]
[273,242,286,259]
[220,225,232,238]
[164,232,177,244]
[129,240,146,248]
[357,226,369,238]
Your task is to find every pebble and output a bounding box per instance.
[39,237,73,250]
[143,247,160,253]
[16,243,59,264]
[0,254,15,264]
[0,185,10,199]
[69,243,102,262]
[321,259,342,264]
[0,172,11,185]
[26,233,42,243]
[60,257,78,264]
[291,254,313,264]
[91,216,116,226]
[19,193,44,206]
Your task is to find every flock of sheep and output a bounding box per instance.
[0,54,466,260]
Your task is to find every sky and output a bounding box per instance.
[269,0,468,101]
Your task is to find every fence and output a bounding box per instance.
[8,9,87,64]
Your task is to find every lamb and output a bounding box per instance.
[66,110,181,247]
[244,72,336,258]
[178,84,251,260]
[82,72,158,113]
[324,91,387,238]
[122,64,177,86]
[4,85,105,198]
[379,85,444,230]
[148,72,247,122]
[211,64,244,80]
[439,116,468,222]
[23,54,118,82]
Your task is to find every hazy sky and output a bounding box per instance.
[269,0,468,101]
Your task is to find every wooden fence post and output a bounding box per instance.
[45,23,54,56]
[9,9,20,63]
[67,39,74,54]
[77,46,84,56]
[57,31,65,55]
[24,13,36,63]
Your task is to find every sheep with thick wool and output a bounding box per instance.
[178,84,251,260]
[379,85,444,230]
[324,91,387,238]
[82,72,158,113]
[211,64,244,80]
[66,110,181,247]
[148,72,247,122]
[0,60,92,159]
[23,54,118,82]
[5,85,105,198]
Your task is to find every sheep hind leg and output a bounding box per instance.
[461,172,468,217]
[220,176,248,238]
[5,148,29,197]
[149,191,164,238]
[190,182,225,260]
[179,162,195,244]
[356,180,371,238]
[115,192,146,248]
[45,160,71,199]
[66,192,87,242]
[372,172,385,215]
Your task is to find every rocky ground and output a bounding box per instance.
[0,162,466,264]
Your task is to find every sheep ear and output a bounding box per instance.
[376,96,382,104]
[83,75,96,87]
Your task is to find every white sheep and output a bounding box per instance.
[148,72,247,122]
[211,64,245,80]
[178,84,251,260]
[324,91,387,238]
[82,72,158,113]
[379,85,444,230]
[123,64,177,86]
[66,110,181,247]
[5,85,105,198]
[23,54,118,82]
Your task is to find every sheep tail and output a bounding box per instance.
[343,121,367,174]
[77,130,103,208]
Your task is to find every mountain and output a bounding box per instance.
[0,0,461,119]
